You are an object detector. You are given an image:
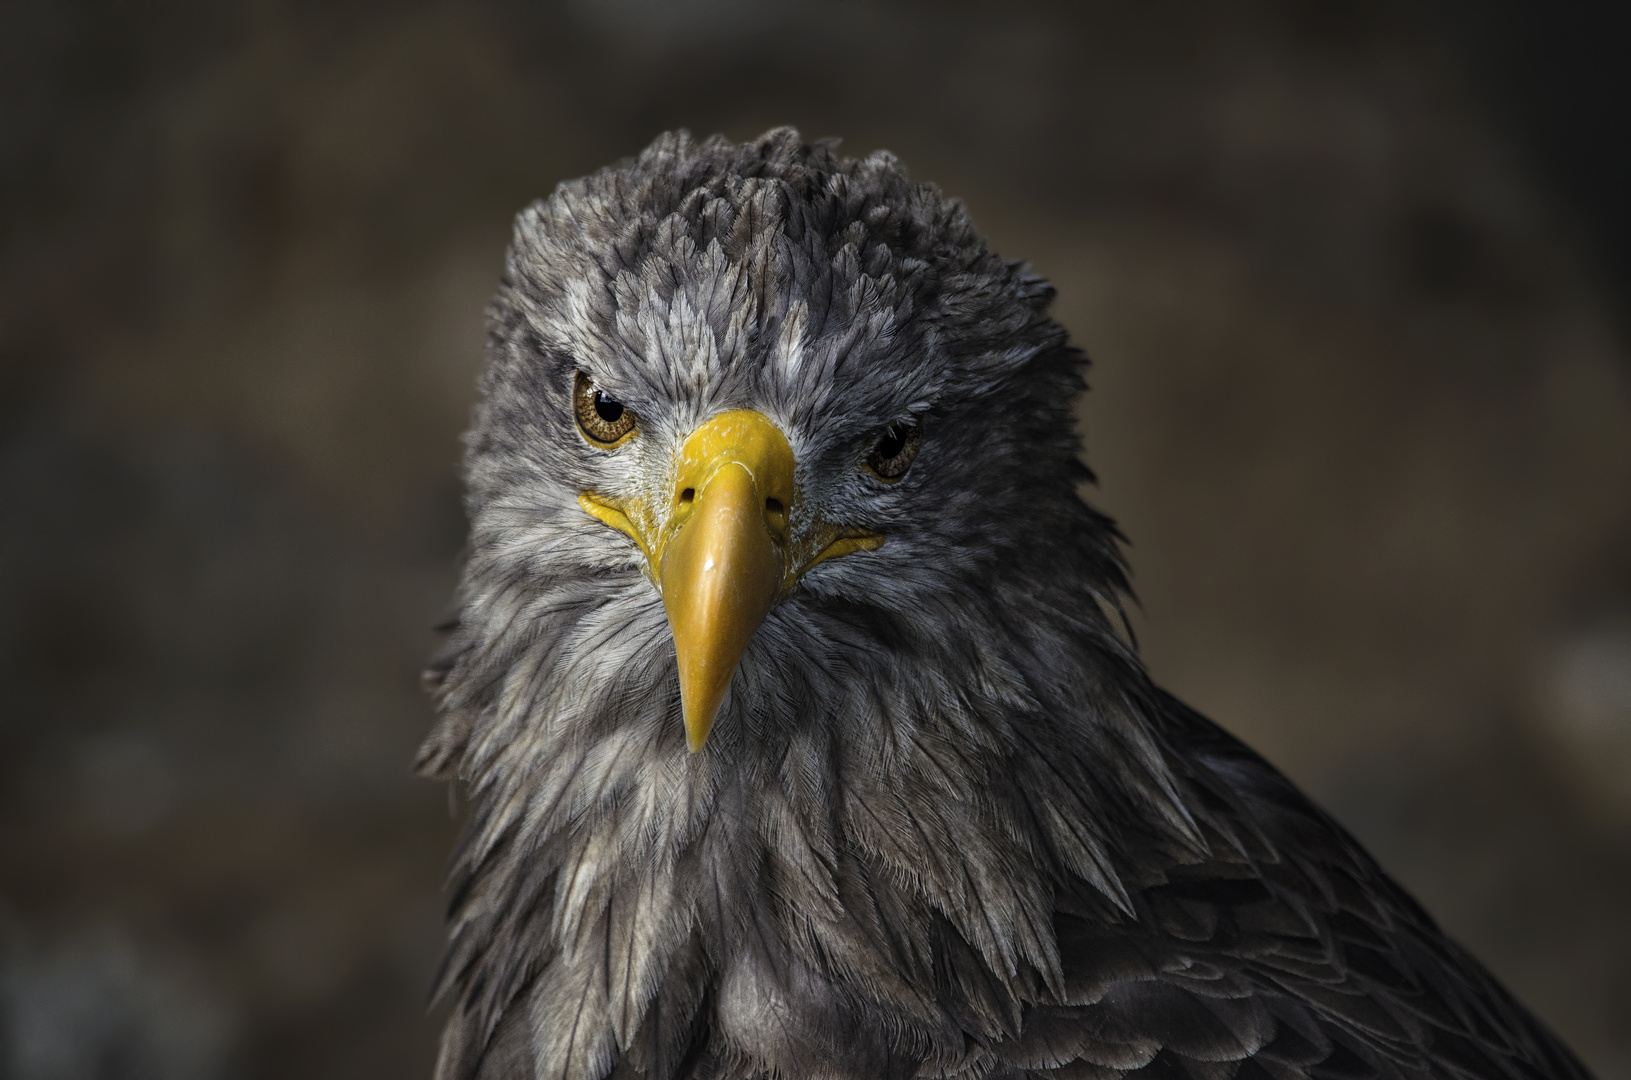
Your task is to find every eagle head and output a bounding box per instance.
[418,128,1199,1080]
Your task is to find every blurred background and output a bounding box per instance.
[3,1,1630,1077]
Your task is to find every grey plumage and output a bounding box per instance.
[417,128,1591,1080]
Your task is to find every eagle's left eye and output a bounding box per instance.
[866,420,922,481]
[574,371,638,446]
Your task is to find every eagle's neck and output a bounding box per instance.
[422,575,1195,1080]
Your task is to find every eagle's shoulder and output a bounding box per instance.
[991,692,1594,1080]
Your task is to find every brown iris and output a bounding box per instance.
[866,420,921,480]
[574,371,638,446]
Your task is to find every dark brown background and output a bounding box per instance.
[3,2,1629,1078]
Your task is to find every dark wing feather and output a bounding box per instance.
[470,985,538,1080]
[994,692,1593,1080]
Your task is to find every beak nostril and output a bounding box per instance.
[679,488,695,504]
[764,497,784,516]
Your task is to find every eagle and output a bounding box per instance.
[416,129,1592,1080]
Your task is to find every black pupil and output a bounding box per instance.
[876,425,907,459]
[593,391,624,423]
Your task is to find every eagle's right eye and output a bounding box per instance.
[574,371,638,446]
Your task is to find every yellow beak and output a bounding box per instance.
[578,410,881,752]
[657,411,794,751]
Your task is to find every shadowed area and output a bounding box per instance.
[1,2,1628,1077]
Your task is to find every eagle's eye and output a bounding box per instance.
[866,420,922,481]
[574,371,638,446]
